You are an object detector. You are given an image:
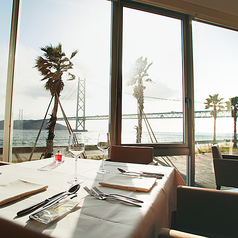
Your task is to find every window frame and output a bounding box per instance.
[110,0,195,158]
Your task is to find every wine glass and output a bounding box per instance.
[68,132,85,184]
[97,132,110,174]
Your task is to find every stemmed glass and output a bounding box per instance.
[97,132,110,174]
[68,132,85,184]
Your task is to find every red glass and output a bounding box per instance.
[55,154,62,162]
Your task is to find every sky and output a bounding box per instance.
[0,0,238,136]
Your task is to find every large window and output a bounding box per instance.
[9,0,111,161]
[122,6,184,145]
[193,21,238,187]
[111,1,192,157]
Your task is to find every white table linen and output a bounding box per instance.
[0,158,185,238]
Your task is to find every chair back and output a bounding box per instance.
[109,145,154,164]
[211,145,223,159]
[175,186,238,238]
[213,158,238,189]
[212,145,238,189]
[0,217,50,238]
[0,162,10,166]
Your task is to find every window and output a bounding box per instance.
[111,1,192,156]
[122,6,184,145]
[10,0,111,160]
[193,21,238,187]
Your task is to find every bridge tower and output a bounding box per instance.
[19,109,23,120]
[75,77,87,131]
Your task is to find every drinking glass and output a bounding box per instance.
[68,132,85,184]
[97,133,110,174]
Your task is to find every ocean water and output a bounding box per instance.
[0,129,233,147]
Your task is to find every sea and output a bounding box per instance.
[0,130,233,147]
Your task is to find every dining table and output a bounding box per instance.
[0,157,186,238]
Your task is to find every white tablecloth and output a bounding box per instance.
[0,158,185,238]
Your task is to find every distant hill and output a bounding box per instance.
[0,119,67,130]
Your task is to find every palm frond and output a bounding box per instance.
[70,50,78,59]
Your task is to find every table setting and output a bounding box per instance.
[0,155,185,238]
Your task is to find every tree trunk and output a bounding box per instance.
[233,112,237,148]
[44,94,59,158]
[136,82,144,143]
[137,102,143,143]
[213,116,216,144]
[45,139,54,158]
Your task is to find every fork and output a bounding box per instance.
[84,186,142,207]
[93,186,143,203]
[84,186,103,199]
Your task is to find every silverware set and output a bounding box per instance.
[84,186,143,207]
[17,184,80,217]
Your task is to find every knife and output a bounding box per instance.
[30,194,78,219]
[17,191,65,217]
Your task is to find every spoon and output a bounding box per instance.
[117,168,164,178]
[118,168,140,175]
[42,183,80,208]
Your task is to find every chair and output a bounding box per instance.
[108,145,155,164]
[212,145,238,190]
[159,186,238,238]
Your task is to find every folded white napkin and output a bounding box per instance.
[0,179,48,206]
[99,175,157,192]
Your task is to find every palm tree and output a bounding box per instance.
[228,97,238,148]
[35,43,78,158]
[127,57,153,143]
[204,94,224,144]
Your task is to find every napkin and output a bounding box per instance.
[99,175,157,192]
[38,162,61,171]
[0,179,48,206]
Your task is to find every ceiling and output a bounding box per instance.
[131,0,238,29]
[182,0,238,16]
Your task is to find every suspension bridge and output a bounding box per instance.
[56,78,232,131]
[58,110,231,121]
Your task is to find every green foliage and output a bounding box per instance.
[127,56,153,143]
[34,43,78,157]
[204,94,224,118]
[35,43,78,96]
[230,96,238,117]
[127,57,153,86]
[204,94,224,143]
